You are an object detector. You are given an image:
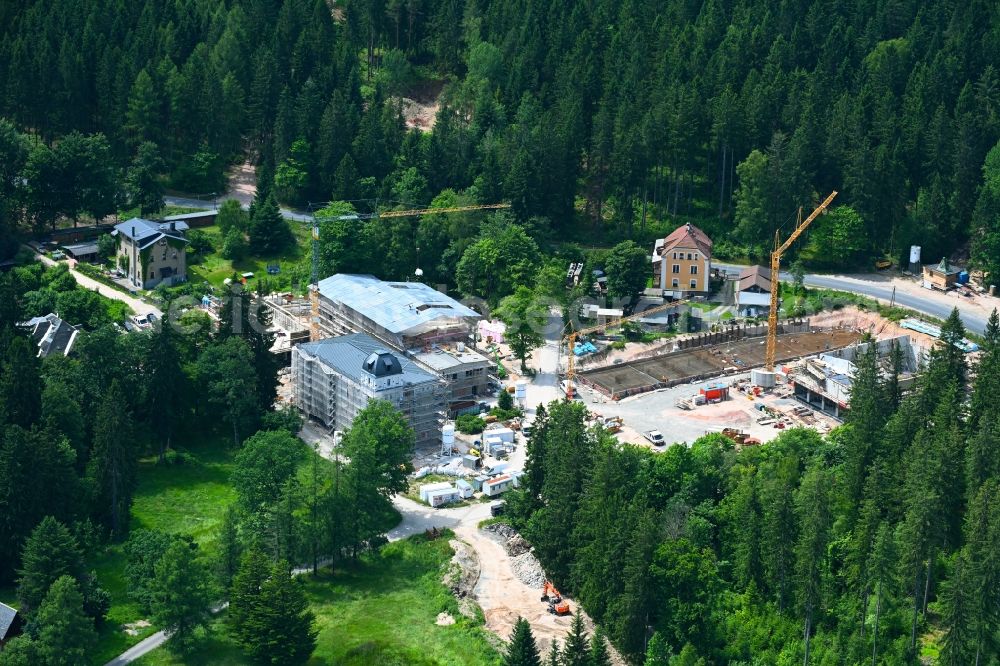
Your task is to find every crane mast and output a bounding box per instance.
[563,298,691,400]
[763,191,838,371]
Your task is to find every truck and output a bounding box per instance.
[644,430,665,446]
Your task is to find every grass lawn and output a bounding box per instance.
[135,533,501,666]
[89,434,239,664]
[187,222,311,291]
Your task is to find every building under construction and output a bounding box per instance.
[304,274,492,410]
[786,335,920,418]
[291,333,447,443]
[578,326,861,400]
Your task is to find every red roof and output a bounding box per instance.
[658,223,712,257]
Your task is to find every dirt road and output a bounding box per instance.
[390,495,580,650]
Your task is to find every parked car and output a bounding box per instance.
[644,430,665,446]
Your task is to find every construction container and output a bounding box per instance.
[700,382,729,402]
[456,479,474,499]
[483,475,514,497]
[484,427,515,443]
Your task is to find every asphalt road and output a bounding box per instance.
[164,195,313,222]
[715,262,990,336]
[29,248,163,318]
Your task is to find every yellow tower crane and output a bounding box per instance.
[563,298,691,400]
[763,191,838,372]
[308,203,512,341]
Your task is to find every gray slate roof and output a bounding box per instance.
[113,217,189,250]
[299,333,438,386]
[21,313,78,357]
[62,241,99,257]
[0,602,17,641]
[317,274,480,335]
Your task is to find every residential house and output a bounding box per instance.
[652,223,713,296]
[736,265,773,316]
[0,602,21,647]
[20,313,79,357]
[112,218,189,289]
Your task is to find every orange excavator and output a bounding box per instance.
[540,581,571,616]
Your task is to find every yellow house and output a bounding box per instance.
[652,223,712,295]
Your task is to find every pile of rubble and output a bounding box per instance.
[484,522,546,588]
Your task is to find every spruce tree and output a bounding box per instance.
[248,193,291,255]
[588,628,612,666]
[17,517,84,614]
[939,556,973,666]
[562,610,590,666]
[33,576,97,666]
[87,380,138,539]
[145,317,186,461]
[241,561,317,665]
[0,336,41,428]
[546,640,561,666]
[229,546,270,641]
[150,540,214,654]
[215,505,243,592]
[505,617,542,666]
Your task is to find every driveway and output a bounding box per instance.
[29,249,162,318]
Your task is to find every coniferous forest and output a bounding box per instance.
[508,310,1000,664]
[2,0,1000,279]
[3,1,1000,664]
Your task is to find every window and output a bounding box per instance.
[687,253,692,260]
[672,252,677,259]
[672,279,679,287]
[690,265,698,274]
[690,279,697,288]
[672,264,680,274]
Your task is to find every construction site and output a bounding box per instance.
[577,325,861,400]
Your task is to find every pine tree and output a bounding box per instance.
[588,628,612,666]
[145,317,185,462]
[240,561,317,665]
[215,505,243,592]
[17,516,84,614]
[562,610,590,666]
[939,556,973,666]
[33,576,97,666]
[150,540,213,654]
[87,380,138,539]
[248,193,292,255]
[505,617,542,666]
[0,336,42,428]
[794,463,831,666]
[546,640,561,666]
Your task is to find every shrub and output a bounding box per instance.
[456,414,485,435]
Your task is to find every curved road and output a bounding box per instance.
[716,262,991,336]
